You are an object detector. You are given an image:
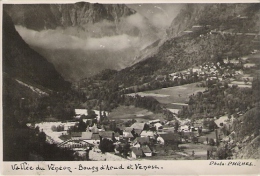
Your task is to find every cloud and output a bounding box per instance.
[15,25,140,51]
[13,11,161,80]
[125,13,147,30]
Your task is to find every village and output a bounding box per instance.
[168,53,257,89]
[27,105,238,161]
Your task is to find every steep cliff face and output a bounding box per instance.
[4,3,136,31]
[2,11,70,91]
[167,4,260,38]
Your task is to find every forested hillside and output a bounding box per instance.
[167,4,260,37]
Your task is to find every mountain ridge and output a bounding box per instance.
[4,3,136,31]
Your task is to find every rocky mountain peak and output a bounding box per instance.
[4,2,136,31]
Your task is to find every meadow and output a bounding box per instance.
[108,105,165,122]
[128,83,205,106]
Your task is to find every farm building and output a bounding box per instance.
[58,139,92,149]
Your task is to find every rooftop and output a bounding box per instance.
[140,131,155,137]
[130,123,146,130]
[159,133,180,141]
[80,132,93,140]
[91,133,100,140]
[134,137,150,145]
[99,131,120,139]
[123,131,134,138]
[75,109,88,115]
[124,127,142,135]
[71,132,82,137]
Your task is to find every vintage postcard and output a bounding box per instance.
[1,0,260,175]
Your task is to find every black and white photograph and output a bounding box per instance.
[1,0,260,170]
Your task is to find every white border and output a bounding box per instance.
[1,0,260,175]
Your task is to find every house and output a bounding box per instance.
[124,127,142,136]
[131,147,143,159]
[80,132,93,140]
[60,132,95,149]
[171,75,178,81]
[192,25,203,28]
[192,68,201,73]
[130,123,146,130]
[235,70,244,75]
[141,145,152,157]
[99,131,120,141]
[140,131,156,139]
[123,131,134,141]
[83,133,100,145]
[241,57,249,61]
[158,133,180,146]
[242,76,254,82]
[183,30,193,33]
[223,58,229,64]
[58,139,91,149]
[148,119,161,125]
[74,109,88,118]
[132,137,150,147]
[71,132,82,140]
[244,63,256,68]
[155,75,166,81]
[154,123,163,130]
[169,72,177,77]
[180,125,190,132]
[90,124,99,133]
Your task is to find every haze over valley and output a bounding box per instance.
[5,3,182,81]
